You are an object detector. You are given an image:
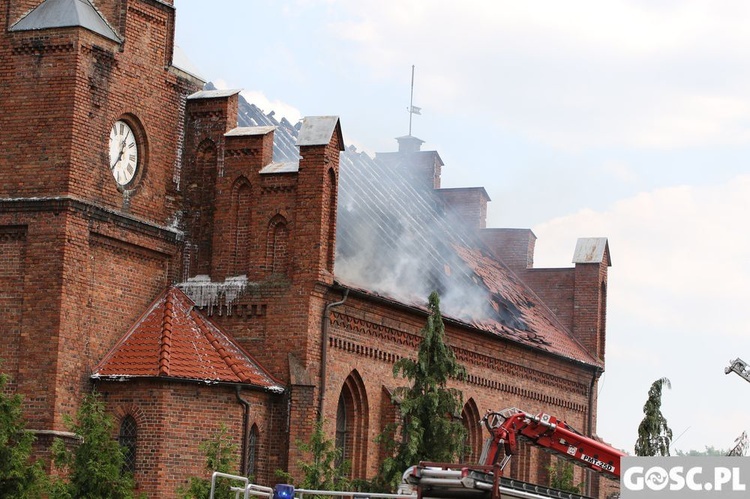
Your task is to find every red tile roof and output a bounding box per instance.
[92,287,283,391]
[453,245,600,366]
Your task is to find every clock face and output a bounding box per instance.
[109,120,139,186]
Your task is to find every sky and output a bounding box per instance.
[174,1,750,455]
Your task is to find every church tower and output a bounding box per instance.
[0,0,201,441]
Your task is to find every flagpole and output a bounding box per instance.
[409,65,415,136]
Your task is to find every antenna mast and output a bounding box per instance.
[408,65,421,136]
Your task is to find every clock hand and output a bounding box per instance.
[110,138,127,169]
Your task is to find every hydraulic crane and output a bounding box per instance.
[725,358,750,384]
[404,407,625,499]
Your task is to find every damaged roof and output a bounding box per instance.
[234,89,600,367]
[92,287,284,391]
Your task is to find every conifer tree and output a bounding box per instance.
[634,377,673,456]
[0,371,45,498]
[49,392,137,498]
[377,291,467,489]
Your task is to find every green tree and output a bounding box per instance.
[547,460,581,494]
[675,446,727,457]
[179,424,238,499]
[49,391,137,499]
[276,419,352,497]
[0,371,45,498]
[377,291,467,489]
[634,377,673,456]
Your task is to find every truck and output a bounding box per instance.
[211,407,625,499]
[401,407,625,499]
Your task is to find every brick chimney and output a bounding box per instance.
[294,116,344,285]
[182,89,240,278]
[480,228,537,272]
[437,187,491,230]
[376,135,443,189]
[572,237,611,362]
[210,125,276,280]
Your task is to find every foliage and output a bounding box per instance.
[675,446,728,457]
[275,419,353,499]
[0,371,46,498]
[49,391,137,499]
[547,460,581,494]
[726,430,748,456]
[376,291,467,490]
[179,424,238,499]
[634,377,673,456]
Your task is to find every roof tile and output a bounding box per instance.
[92,287,283,391]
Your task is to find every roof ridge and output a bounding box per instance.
[192,310,251,383]
[158,288,174,376]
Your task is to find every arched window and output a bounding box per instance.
[335,370,369,478]
[231,178,252,274]
[461,399,482,463]
[335,394,347,467]
[266,215,289,276]
[247,424,259,478]
[325,168,337,271]
[119,416,137,474]
[188,140,217,277]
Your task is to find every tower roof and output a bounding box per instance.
[10,0,120,42]
[92,287,283,391]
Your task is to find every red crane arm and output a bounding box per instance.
[481,408,624,480]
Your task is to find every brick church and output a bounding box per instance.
[0,1,616,497]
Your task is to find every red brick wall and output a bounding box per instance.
[481,228,536,272]
[437,187,489,230]
[0,226,26,393]
[520,268,576,331]
[319,292,597,483]
[98,380,279,498]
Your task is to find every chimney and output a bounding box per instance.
[376,136,444,189]
[572,237,611,362]
[182,89,240,279]
[437,187,490,230]
[208,126,276,280]
[396,135,424,153]
[480,228,537,272]
[294,116,345,284]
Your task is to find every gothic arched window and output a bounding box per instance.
[336,370,369,478]
[119,415,137,474]
[247,424,259,478]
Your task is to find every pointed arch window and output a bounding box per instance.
[461,399,482,463]
[267,215,289,276]
[119,415,137,474]
[325,168,337,271]
[247,424,259,478]
[335,370,369,478]
[335,394,348,468]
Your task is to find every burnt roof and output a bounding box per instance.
[235,92,599,367]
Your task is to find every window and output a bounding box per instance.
[119,416,137,474]
[247,424,259,478]
[335,394,347,468]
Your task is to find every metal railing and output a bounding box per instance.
[209,472,416,499]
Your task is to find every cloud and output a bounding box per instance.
[531,174,750,452]
[325,0,750,150]
[240,91,303,124]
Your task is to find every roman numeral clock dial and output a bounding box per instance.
[108,120,139,186]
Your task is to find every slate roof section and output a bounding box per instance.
[297,116,344,149]
[228,90,601,367]
[10,0,121,42]
[92,287,284,391]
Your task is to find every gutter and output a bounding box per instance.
[586,366,603,497]
[317,288,349,422]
